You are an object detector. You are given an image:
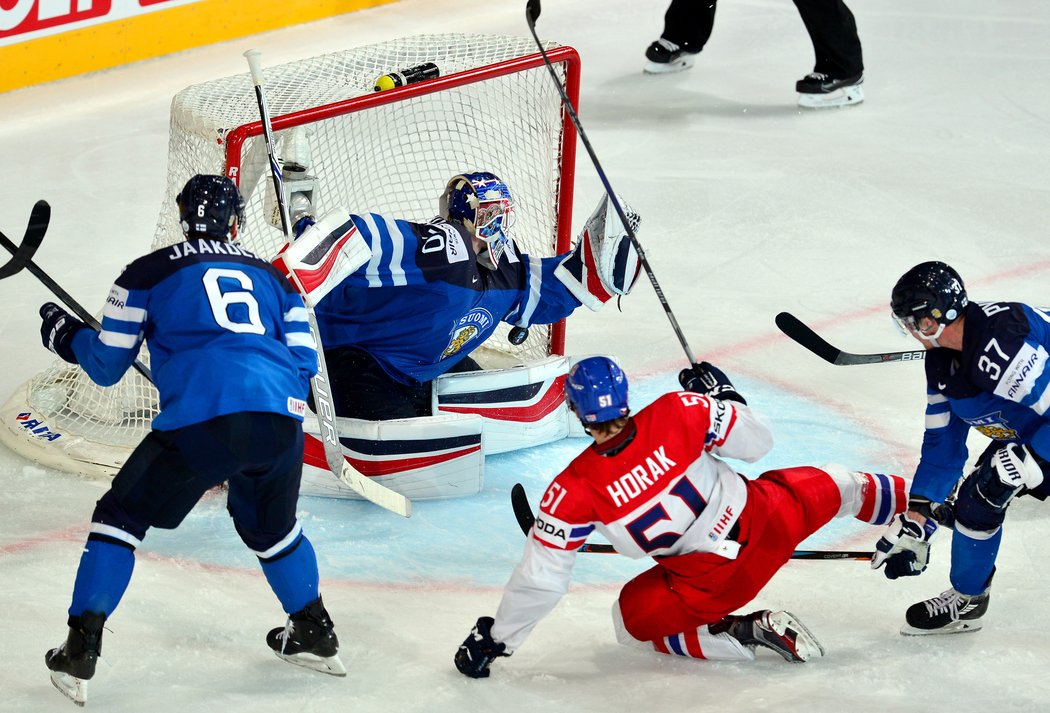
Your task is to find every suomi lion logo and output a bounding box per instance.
[441,308,494,358]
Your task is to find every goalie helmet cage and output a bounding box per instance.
[1,34,580,477]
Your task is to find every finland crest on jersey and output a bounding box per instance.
[442,308,494,359]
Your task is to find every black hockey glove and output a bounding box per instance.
[454,616,509,679]
[678,361,746,405]
[871,508,938,579]
[39,302,87,365]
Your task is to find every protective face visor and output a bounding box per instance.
[892,312,947,345]
[474,196,514,269]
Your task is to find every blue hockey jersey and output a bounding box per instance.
[312,213,582,385]
[71,238,318,431]
[912,301,1050,502]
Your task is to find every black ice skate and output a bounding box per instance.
[643,38,700,74]
[795,72,864,109]
[722,610,825,662]
[45,611,106,707]
[266,596,346,676]
[901,587,990,636]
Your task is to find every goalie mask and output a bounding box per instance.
[565,356,629,424]
[891,261,967,344]
[442,172,515,270]
[177,174,245,241]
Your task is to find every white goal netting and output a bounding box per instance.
[3,34,578,476]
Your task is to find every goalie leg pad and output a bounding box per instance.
[300,412,484,501]
[554,193,641,311]
[434,355,572,453]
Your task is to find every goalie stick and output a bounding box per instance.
[510,483,874,560]
[776,312,926,366]
[0,200,49,280]
[245,49,411,518]
[525,0,698,368]
[1,203,153,382]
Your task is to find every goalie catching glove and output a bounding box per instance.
[554,193,642,311]
[454,616,509,679]
[39,302,87,365]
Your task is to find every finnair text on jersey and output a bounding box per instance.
[606,447,677,507]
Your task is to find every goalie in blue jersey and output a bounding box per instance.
[275,171,644,420]
[39,175,345,707]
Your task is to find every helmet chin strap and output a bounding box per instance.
[917,322,946,347]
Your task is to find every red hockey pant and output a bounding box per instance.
[618,466,842,642]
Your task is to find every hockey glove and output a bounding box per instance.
[871,510,938,579]
[39,302,87,365]
[678,362,747,405]
[454,616,508,679]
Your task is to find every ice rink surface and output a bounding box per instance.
[2,0,1050,710]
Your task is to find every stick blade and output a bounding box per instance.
[525,0,542,25]
[510,483,535,535]
[775,311,842,364]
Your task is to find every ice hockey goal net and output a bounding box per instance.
[1,34,580,477]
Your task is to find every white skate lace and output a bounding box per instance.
[804,73,828,81]
[276,619,294,653]
[656,38,681,53]
[923,589,977,619]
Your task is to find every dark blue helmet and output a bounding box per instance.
[891,261,967,334]
[565,356,629,424]
[176,174,245,241]
[442,171,514,269]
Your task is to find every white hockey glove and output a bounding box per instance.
[554,193,642,311]
[271,208,370,307]
[871,509,938,580]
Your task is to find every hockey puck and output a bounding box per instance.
[508,327,529,345]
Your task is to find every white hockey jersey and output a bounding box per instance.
[491,391,773,652]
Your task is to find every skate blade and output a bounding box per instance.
[900,619,984,636]
[797,86,864,109]
[643,55,697,75]
[768,611,826,662]
[50,671,88,706]
[273,651,347,677]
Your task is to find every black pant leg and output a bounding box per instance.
[323,346,432,419]
[792,0,864,78]
[662,0,718,50]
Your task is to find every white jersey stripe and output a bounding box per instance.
[99,330,141,349]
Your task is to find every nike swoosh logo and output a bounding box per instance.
[938,382,947,390]
[472,275,479,284]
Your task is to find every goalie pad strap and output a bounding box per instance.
[271,208,370,307]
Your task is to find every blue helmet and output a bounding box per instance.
[177,174,245,241]
[565,356,629,424]
[443,171,514,269]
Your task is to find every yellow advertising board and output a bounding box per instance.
[0,0,397,94]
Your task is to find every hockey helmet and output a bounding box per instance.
[891,261,967,341]
[442,171,515,269]
[177,174,245,241]
[565,356,630,424]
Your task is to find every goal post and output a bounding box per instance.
[0,33,581,478]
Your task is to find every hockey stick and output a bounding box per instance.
[776,312,926,366]
[511,483,874,560]
[244,49,411,518]
[524,0,698,367]
[0,200,49,279]
[1,205,153,382]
